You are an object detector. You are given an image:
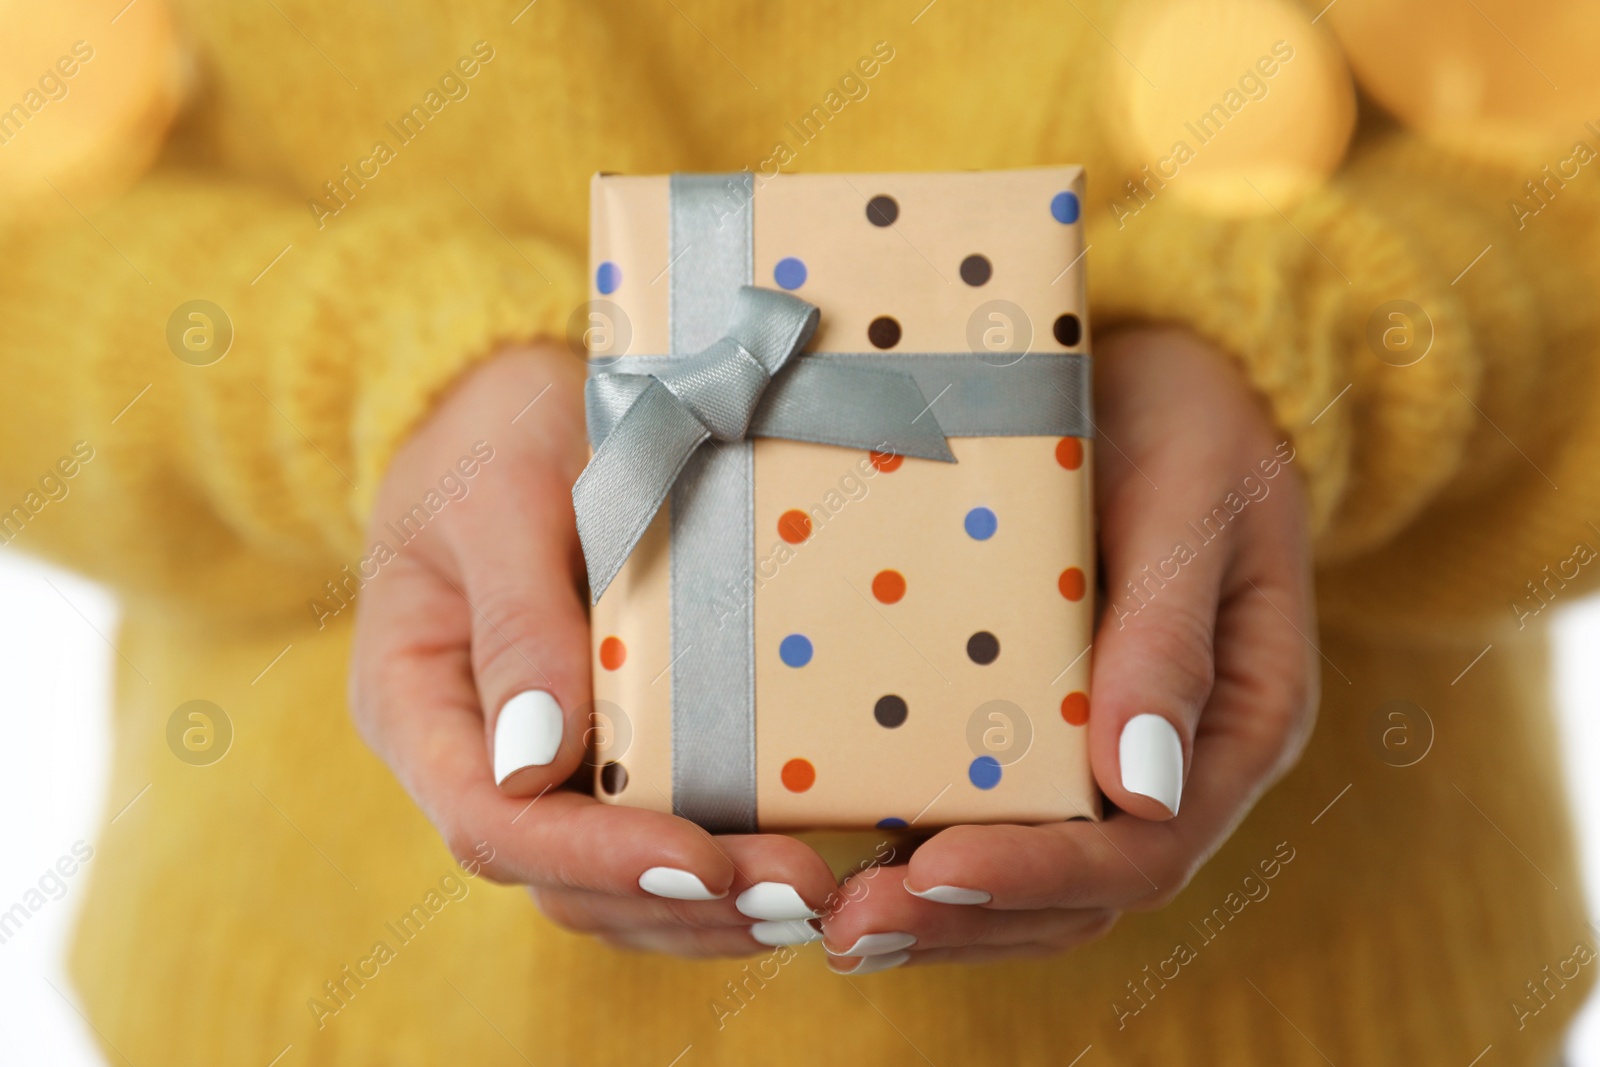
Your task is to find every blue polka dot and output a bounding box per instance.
[1050,191,1081,224]
[876,817,908,830]
[969,756,1002,790]
[596,261,621,295]
[964,506,998,541]
[773,256,808,290]
[779,633,813,667]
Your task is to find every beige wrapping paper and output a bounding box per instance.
[587,166,1098,831]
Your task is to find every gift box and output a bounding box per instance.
[577,166,1098,833]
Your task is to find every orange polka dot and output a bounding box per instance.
[868,449,903,473]
[871,569,906,604]
[1056,437,1084,471]
[599,636,627,671]
[781,758,815,793]
[1058,567,1086,601]
[778,509,812,544]
[1061,691,1090,726]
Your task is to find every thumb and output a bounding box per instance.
[452,462,594,796]
[1088,479,1228,821]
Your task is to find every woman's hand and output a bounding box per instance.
[819,325,1319,974]
[349,345,838,957]
[350,326,1316,968]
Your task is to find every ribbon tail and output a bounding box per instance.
[751,360,957,462]
[573,381,711,603]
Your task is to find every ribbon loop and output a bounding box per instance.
[723,285,821,374]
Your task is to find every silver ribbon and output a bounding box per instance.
[574,286,958,601]
[576,172,1093,832]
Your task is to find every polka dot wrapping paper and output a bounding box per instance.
[588,167,1098,831]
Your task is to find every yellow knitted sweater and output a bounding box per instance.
[4,1,1598,1063]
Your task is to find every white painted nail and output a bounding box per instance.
[826,932,917,957]
[735,882,820,921]
[750,920,824,947]
[494,690,563,787]
[829,950,911,976]
[1120,713,1184,815]
[638,867,725,901]
[905,882,992,905]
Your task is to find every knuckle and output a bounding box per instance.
[1031,835,1099,910]
[529,890,600,934]
[1234,650,1320,784]
[1138,884,1180,911]
[1132,607,1216,710]
[1080,909,1120,941]
[443,825,512,885]
[1134,855,1199,911]
[659,899,731,929]
[1273,659,1321,771]
[948,917,992,950]
[1042,910,1119,953]
[470,608,546,698]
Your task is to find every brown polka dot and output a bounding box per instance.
[778,509,812,544]
[1061,692,1089,726]
[871,569,906,604]
[868,316,902,349]
[866,195,898,226]
[599,636,626,671]
[1055,437,1084,471]
[1058,568,1087,601]
[600,760,629,794]
[874,694,908,728]
[868,449,903,473]
[959,254,992,286]
[1053,313,1083,347]
[967,631,1000,665]
[781,758,816,792]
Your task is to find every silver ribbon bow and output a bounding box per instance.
[573,285,956,601]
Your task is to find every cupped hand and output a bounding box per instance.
[348,344,837,958]
[819,325,1319,975]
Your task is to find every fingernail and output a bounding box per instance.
[828,950,911,976]
[736,882,820,921]
[494,689,563,787]
[638,867,725,901]
[905,882,991,905]
[826,932,917,957]
[1120,713,1184,815]
[750,920,824,947]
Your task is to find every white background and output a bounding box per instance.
[0,551,1595,1062]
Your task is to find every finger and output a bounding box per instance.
[537,889,827,949]
[816,865,1115,954]
[1089,455,1232,821]
[596,926,771,960]
[447,459,595,796]
[868,941,1092,970]
[533,886,810,933]
[902,817,1178,911]
[531,833,838,933]
[351,559,737,899]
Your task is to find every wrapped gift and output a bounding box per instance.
[576,166,1097,833]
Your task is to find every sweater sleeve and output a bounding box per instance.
[1088,124,1600,631]
[0,168,584,609]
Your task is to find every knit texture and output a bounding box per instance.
[2,1,1596,1063]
